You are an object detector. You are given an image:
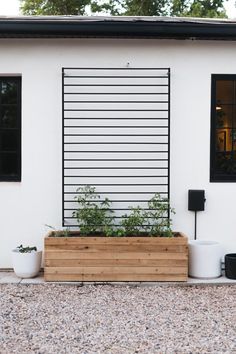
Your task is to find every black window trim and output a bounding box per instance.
[0,76,21,182]
[210,74,236,182]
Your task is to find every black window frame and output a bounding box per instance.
[210,74,236,182]
[0,76,21,182]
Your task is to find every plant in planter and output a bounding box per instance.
[146,194,175,237]
[72,185,114,236]
[44,185,188,282]
[12,245,42,278]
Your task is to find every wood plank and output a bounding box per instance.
[45,266,187,275]
[45,251,188,260]
[45,234,188,246]
[45,244,188,253]
[45,258,187,267]
[44,273,187,282]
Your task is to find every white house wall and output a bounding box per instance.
[0,38,235,268]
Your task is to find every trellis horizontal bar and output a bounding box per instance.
[64,175,168,178]
[65,191,166,194]
[65,208,167,211]
[65,109,168,112]
[64,126,167,128]
[64,92,168,95]
[64,84,168,87]
[64,183,168,186]
[64,117,168,120]
[65,217,167,220]
[64,67,169,70]
[64,167,168,170]
[65,75,168,78]
[64,199,167,202]
[64,134,168,137]
[64,224,167,227]
[64,100,168,103]
[64,159,168,161]
[64,142,168,144]
[65,151,168,153]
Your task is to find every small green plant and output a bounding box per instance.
[73,185,114,236]
[17,245,37,253]
[121,206,147,236]
[146,194,175,237]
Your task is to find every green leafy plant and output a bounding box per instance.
[73,185,114,236]
[121,206,147,236]
[146,194,175,237]
[17,245,37,253]
[103,226,126,238]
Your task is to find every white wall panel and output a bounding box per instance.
[0,38,236,266]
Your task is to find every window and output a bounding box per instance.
[0,77,21,181]
[210,74,236,182]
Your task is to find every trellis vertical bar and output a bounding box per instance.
[62,68,65,226]
[167,68,170,219]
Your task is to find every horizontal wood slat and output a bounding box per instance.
[45,251,188,260]
[45,258,187,267]
[46,266,187,275]
[45,244,187,253]
[45,274,187,282]
[45,234,187,245]
[44,232,188,282]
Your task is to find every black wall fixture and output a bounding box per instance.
[188,190,205,211]
[188,189,206,239]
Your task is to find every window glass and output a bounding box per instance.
[211,75,236,181]
[0,77,21,181]
[1,106,18,128]
[0,152,18,176]
[216,80,233,104]
[1,131,18,151]
[1,81,18,104]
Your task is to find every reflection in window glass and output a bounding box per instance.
[1,106,17,128]
[1,81,17,104]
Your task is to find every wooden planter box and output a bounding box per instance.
[44,232,188,282]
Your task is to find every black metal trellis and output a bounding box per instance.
[62,67,170,227]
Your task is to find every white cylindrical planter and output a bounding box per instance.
[12,250,42,278]
[188,240,222,279]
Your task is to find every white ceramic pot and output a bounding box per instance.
[188,240,222,279]
[12,249,42,278]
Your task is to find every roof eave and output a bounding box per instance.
[0,17,236,40]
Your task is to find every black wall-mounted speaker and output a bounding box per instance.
[188,190,205,211]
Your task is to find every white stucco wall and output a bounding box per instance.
[0,37,235,268]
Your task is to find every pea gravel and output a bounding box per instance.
[0,284,235,354]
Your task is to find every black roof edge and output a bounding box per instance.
[0,16,236,39]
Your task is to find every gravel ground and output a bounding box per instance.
[0,284,235,354]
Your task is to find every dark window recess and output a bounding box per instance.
[0,77,21,181]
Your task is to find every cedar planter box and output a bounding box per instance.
[44,232,188,282]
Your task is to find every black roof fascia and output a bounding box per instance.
[0,18,236,39]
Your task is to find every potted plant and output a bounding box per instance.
[44,186,188,282]
[12,245,42,278]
